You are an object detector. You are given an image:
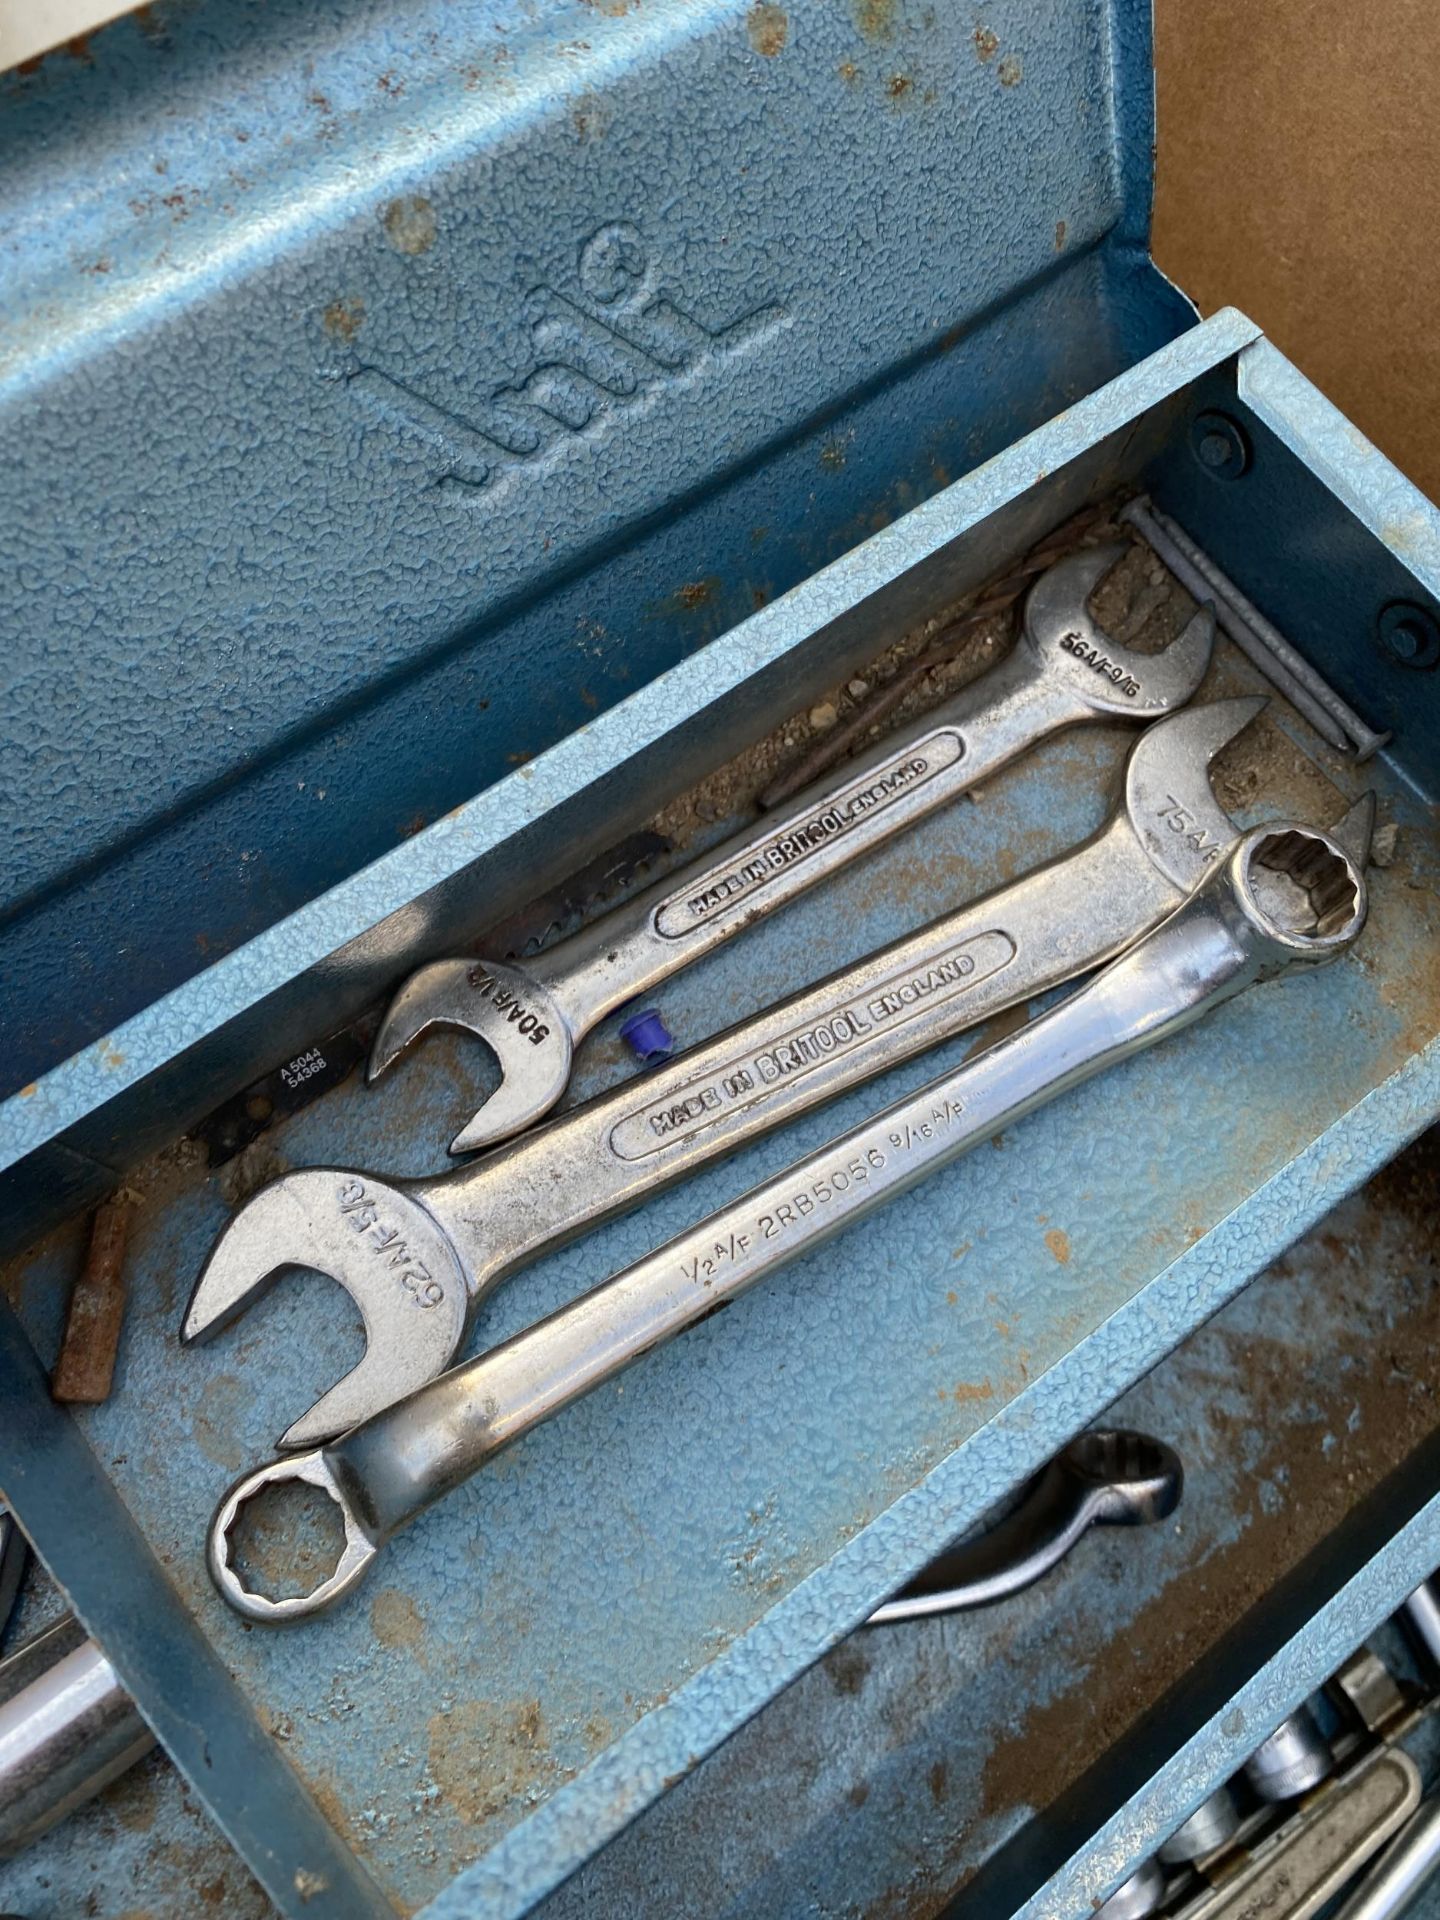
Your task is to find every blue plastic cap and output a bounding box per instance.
[619,1007,674,1063]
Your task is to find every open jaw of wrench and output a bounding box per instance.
[368,545,1216,1155]
[866,1429,1182,1625]
[185,698,1280,1449]
[206,818,1369,1620]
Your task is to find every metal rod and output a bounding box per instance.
[0,1619,155,1856]
[1145,502,1391,760]
[1402,1580,1440,1668]
[1121,497,1349,749]
[1120,497,1360,756]
[1332,1798,1440,1920]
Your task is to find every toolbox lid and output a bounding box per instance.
[0,0,1193,1097]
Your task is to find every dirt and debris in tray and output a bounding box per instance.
[425,1696,574,1831]
[649,503,1135,848]
[1209,702,1348,823]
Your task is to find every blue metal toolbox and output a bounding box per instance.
[1,1,1438,1915]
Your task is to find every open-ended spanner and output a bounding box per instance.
[368,545,1215,1155]
[207,815,1370,1620]
[867,1429,1182,1625]
[185,697,1268,1449]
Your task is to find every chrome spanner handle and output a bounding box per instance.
[866,1429,1182,1625]
[185,700,1270,1449]
[207,823,1367,1620]
[370,547,1216,1153]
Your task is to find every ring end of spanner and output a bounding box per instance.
[209,1451,377,1623]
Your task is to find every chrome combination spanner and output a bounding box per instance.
[185,698,1273,1449]
[206,815,1370,1620]
[368,545,1214,1154]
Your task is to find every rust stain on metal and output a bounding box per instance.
[190,1372,254,1472]
[1043,1227,1072,1266]
[572,93,608,140]
[427,1697,572,1827]
[370,1586,426,1650]
[1055,218,1068,250]
[998,53,1022,86]
[382,195,437,256]
[308,1773,359,1849]
[114,1780,158,1834]
[746,3,788,56]
[825,1642,872,1695]
[676,579,716,610]
[952,1379,993,1404]
[972,25,998,61]
[322,297,365,342]
[854,0,895,41]
[52,1195,134,1404]
[16,34,95,75]
[887,72,913,98]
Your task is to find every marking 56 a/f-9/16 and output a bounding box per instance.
[678,1097,964,1285]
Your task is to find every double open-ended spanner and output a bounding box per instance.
[185,697,1268,1449]
[368,545,1215,1154]
[208,814,1370,1620]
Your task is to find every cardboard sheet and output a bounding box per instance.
[1154,0,1440,504]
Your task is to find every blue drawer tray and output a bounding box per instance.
[2,3,1439,1916]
